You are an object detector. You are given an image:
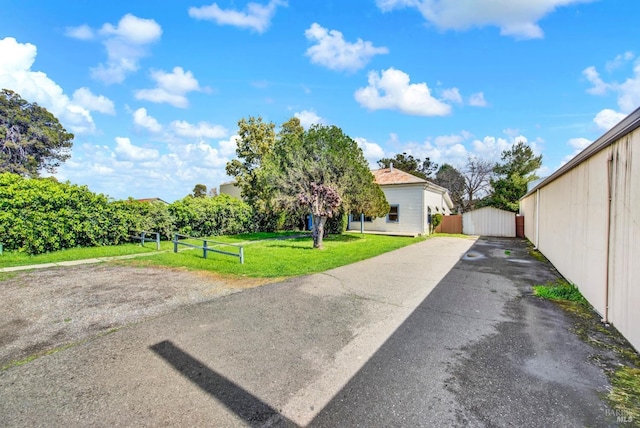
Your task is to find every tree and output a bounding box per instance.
[377,152,438,179]
[192,183,207,198]
[267,123,388,249]
[434,163,465,212]
[0,89,74,176]
[225,116,276,208]
[488,141,542,212]
[461,157,493,212]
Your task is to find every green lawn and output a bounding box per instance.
[0,242,171,268]
[127,233,426,277]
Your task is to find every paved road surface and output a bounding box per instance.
[0,237,614,427]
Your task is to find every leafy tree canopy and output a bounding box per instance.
[377,152,438,179]
[434,163,465,213]
[192,183,207,198]
[266,122,388,248]
[488,141,542,212]
[225,116,276,208]
[0,89,73,177]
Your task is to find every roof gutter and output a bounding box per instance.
[523,106,640,198]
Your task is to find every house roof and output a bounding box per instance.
[136,197,169,205]
[372,168,427,185]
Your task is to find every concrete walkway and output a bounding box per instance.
[0,251,164,273]
[0,236,616,427]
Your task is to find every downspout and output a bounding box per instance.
[604,151,614,323]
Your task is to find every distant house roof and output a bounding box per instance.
[372,168,454,209]
[136,197,169,205]
[372,168,427,185]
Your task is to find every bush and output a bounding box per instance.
[169,194,253,237]
[432,213,443,229]
[0,173,135,254]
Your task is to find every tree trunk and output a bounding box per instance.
[312,215,327,249]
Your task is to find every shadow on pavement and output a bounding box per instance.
[150,340,298,428]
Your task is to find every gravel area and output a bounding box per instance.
[0,264,271,368]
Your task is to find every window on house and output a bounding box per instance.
[351,213,373,222]
[387,205,399,223]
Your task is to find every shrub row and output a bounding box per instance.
[0,173,254,255]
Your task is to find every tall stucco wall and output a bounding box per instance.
[607,132,639,351]
[521,128,639,351]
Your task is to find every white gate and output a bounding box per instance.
[463,206,515,237]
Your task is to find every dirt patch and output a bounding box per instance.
[0,263,275,368]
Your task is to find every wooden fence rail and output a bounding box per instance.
[130,231,161,250]
[172,233,244,264]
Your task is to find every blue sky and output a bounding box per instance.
[1,0,639,202]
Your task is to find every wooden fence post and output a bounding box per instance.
[173,234,178,253]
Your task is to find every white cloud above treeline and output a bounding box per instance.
[188,0,287,33]
[354,67,452,116]
[305,23,389,73]
[0,37,114,134]
[135,67,202,108]
[375,0,594,39]
[67,14,162,84]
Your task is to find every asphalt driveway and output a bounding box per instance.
[0,236,617,427]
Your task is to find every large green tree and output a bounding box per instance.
[0,89,73,177]
[488,141,542,212]
[267,123,388,249]
[225,116,276,208]
[434,163,465,212]
[377,152,438,179]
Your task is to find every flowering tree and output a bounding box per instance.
[267,122,388,249]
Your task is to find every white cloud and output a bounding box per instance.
[170,120,228,138]
[354,137,385,167]
[561,137,592,166]
[472,136,510,160]
[218,135,239,157]
[68,14,162,84]
[132,108,163,133]
[354,67,451,116]
[568,137,591,150]
[606,51,634,72]
[294,110,325,129]
[469,92,488,107]
[593,109,626,130]
[72,87,115,115]
[441,87,462,104]
[135,67,201,108]
[376,0,593,39]
[617,63,640,113]
[114,137,159,162]
[583,66,609,95]
[65,24,95,40]
[56,141,233,201]
[0,37,96,134]
[188,0,287,33]
[304,23,388,73]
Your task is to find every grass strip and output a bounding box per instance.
[534,277,639,426]
[126,233,425,278]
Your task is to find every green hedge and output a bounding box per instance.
[0,173,255,255]
[169,194,253,237]
[0,173,132,254]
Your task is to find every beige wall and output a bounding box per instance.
[349,184,427,234]
[219,182,242,199]
[521,128,639,351]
